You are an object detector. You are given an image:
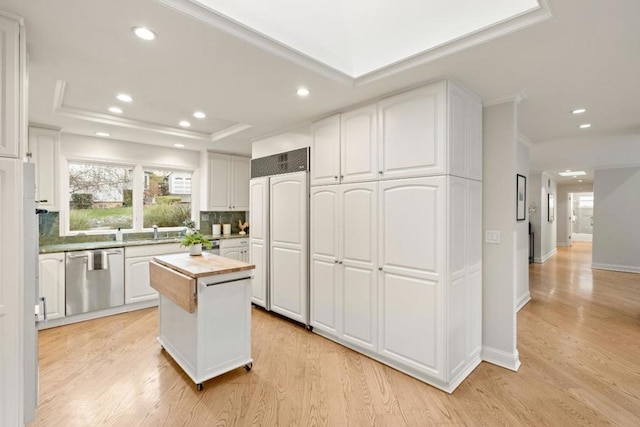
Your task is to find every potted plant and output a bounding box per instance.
[180,230,213,256]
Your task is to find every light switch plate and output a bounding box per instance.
[485,230,501,244]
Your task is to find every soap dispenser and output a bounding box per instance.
[116,227,123,242]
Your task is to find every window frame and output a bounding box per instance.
[63,159,195,236]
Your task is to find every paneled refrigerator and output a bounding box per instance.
[249,148,309,326]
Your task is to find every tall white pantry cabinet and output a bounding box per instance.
[310,80,483,393]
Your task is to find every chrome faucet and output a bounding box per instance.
[152,224,159,239]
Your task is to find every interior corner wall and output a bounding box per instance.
[530,173,557,263]
[481,101,520,371]
[592,167,640,273]
[516,141,530,311]
[251,125,311,159]
[529,172,542,260]
[556,182,594,247]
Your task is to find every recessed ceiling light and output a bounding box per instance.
[193,111,206,119]
[558,171,586,177]
[572,108,586,114]
[133,27,157,41]
[116,93,133,103]
[95,132,110,137]
[297,87,310,97]
[108,106,123,114]
[174,143,185,148]
[179,120,191,128]
[579,123,592,129]
[579,180,583,182]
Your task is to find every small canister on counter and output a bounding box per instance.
[222,223,231,235]
[212,224,221,236]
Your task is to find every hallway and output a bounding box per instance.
[30,242,640,426]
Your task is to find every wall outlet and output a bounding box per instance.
[485,230,501,244]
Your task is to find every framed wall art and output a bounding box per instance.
[517,174,526,221]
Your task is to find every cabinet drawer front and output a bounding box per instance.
[125,243,186,258]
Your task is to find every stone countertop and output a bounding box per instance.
[39,233,249,254]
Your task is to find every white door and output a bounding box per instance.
[310,114,340,186]
[341,104,378,183]
[340,182,378,350]
[270,172,308,324]
[378,82,447,180]
[208,153,231,210]
[232,157,250,210]
[250,177,269,308]
[378,177,446,379]
[310,185,340,335]
[39,253,66,319]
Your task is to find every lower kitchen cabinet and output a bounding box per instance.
[220,238,249,262]
[124,243,188,304]
[310,176,482,393]
[38,253,66,320]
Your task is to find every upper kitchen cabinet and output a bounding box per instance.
[310,114,340,186]
[207,153,250,211]
[310,105,378,187]
[378,80,482,181]
[28,126,60,211]
[0,13,25,159]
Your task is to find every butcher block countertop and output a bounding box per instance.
[153,252,255,279]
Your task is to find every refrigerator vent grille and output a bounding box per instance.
[251,147,309,178]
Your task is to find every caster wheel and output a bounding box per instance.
[306,325,313,332]
[196,383,203,391]
[160,346,165,352]
[244,362,253,371]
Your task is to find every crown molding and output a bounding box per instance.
[518,132,534,147]
[156,0,552,88]
[483,90,528,107]
[0,10,25,25]
[52,80,251,141]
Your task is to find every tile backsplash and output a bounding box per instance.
[199,211,248,235]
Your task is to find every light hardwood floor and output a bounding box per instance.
[31,242,640,426]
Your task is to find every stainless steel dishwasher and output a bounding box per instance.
[65,248,125,315]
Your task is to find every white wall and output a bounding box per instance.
[529,173,557,263]
[481,101,520,371]
[592,167,640,273]
[516,140,530,311]
[61,133,200,169]
[556,182,594,246]
[251,125,311,159]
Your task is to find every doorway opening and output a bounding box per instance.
[570,192,594,242]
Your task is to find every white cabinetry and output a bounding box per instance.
[309,80,482,393]
[311,183,378,349]
[249,178,268,307]
[0,15,21,158]
[124,243,188,304]
[28,126,60,211]
[220,238,249,262]
[208,153,250,211]
[38,253,66,320]
[310,104,378,186]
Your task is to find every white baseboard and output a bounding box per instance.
[592,263,640,274]
[556,242,570,247]
[482,346,521,372]
[516,292,531,311]
[534,248,557,264]
[38,299,158,330]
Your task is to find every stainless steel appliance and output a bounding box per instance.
[65,248,125,315]
[204,239,221,255]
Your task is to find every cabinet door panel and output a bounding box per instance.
[341,104,377,183]
[379,177,445,280]
[39,254,65,319]
[125,257,157,304]
[250,178,268,240]
[209,153,231,210]
[311,187,339,258]
[378,82,446,179]
[311,259,339,333]
[271,246,305,322]
[342,265,376,349]
[221,248,242,260]
[232,156,250,210]
[250,241,267,307]
[28,127,59,210]
[341,183,376,266]
[311,115,340,186]
[380,273,443,378]
[0,16,20,158]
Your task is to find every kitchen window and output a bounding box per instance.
[66,161,193,234]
